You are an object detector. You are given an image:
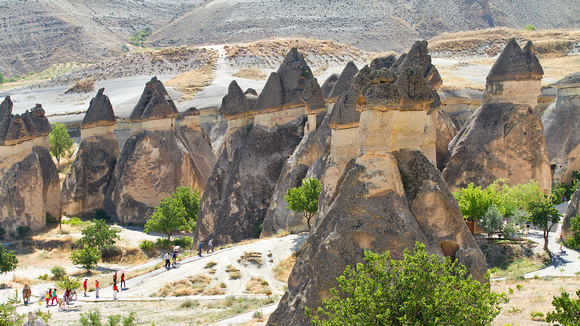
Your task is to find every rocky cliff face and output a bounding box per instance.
[0,99,59,233]
[268,66,486,326]
[443,39,551,193]
[104,78,207,224]
[61,88,119,216]
[542,72,580,185]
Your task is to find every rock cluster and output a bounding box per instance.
[443,39,551,193]
[0,98,59,233]
[61,88,120,216]
[195,48,317,244]
[104,77,212,224]
[268,64,486,326]
[542,72,580,185]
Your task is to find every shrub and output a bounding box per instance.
[566,215,580,249]
[100,245,123,262]
[139,240,155,252]
[70,246,100,271]
[50,266,67,280]
[155,238,172,249]
[79,309,102,326]
[63,217,85,227]
[173,236,193,249]
[525,25,536,30]
[546,290,580,324]
[16,226,30,239]
[307,242,507,325]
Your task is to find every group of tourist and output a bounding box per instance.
[44,287,77,309]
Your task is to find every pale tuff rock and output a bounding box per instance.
[268,65,486,326]
[320,73,339,98]
[128,76,178,121]
[443,39,551,193]
[61,88,119,216]
[542,72,580,185]
[178,108,217,184]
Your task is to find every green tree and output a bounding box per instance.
[49,122,74,169]
[0,294,24,325]
[480,204,503,240]
[56,275,82,291]
[0,246,18,274]
[525,24,536,30]
[307,242,507,325]
[285,177,322,230]
[528,199,561,251]
[145,187,200,240]
[453,183,500,222]
[77,219,120,250]
[546,290,580,325]
[70,245,100,271]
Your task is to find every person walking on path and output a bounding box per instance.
[164,252,171,269]
[207,239,214,253]
[83,278,88,297]
[113,272,117,287]
[198,240,203,257]
[51,288,58,305]
[560,234,565,250]
[95,280,100,298]
[45,290,50,307]
[120,273,126,289]
[22,284,31,305]
[113,284,118,300]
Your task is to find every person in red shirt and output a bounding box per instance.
[120,273,126,289]
[83,279,88,297]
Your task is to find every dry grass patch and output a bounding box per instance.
[430,28,580,58]
[158,274,212,297]
[226,265,241,280]
[439,74,486,92]
[203,284,226,296]
[492,277,580,326]
[238,252,262,267]
[273,253,298,283]
[64,77,95,94]
[244,277,271,295]
[165,66,215,101]
[232,68,267,80]
[204,261,217,269]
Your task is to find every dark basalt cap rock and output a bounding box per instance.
[328,65,371,128]
[328,61,359,99]
[82,88,116,128]
[0,104,51,145]
[391,41,442,90]
[0,96,13,120]
[370,55,397,70]
[219,80,255,118]
[320,73,339,98]
[129,76,178,121]
[487,38,544,83]
[181,107,201,117]
[254,48,314,111]
[301,78,326,114]
[550,71,580,88]
[360,67,433,110]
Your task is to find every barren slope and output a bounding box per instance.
[150,0,580,52]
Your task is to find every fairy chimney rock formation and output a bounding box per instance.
[542,72,580,185]
[320,73,339,98]
[219,80,259,131]
[301,78,326,133]
[178,107,217,184]
[327,61,359,100]
[268,64,486,326]
[104,79,204,224]
[443,39,551,193]
[129,76,178,135]
[251,48,313,127]
[0,101,59,233]
[61,89,120,216]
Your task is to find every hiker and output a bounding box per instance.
[71,288,77,300]
[164,252,171,268]
[45,290,50,307]
[95,280,100,298]
[22,284,31,305]
[560,234,564,250]
[113,272,117,287]
[83,278,88,297]
[172,250,177,267]
[113,284,118,300]
[64,289,71,306]
[198,240,203,257]
[120,273,126,289]
[51,288,58,305]
[207,239,214,253]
